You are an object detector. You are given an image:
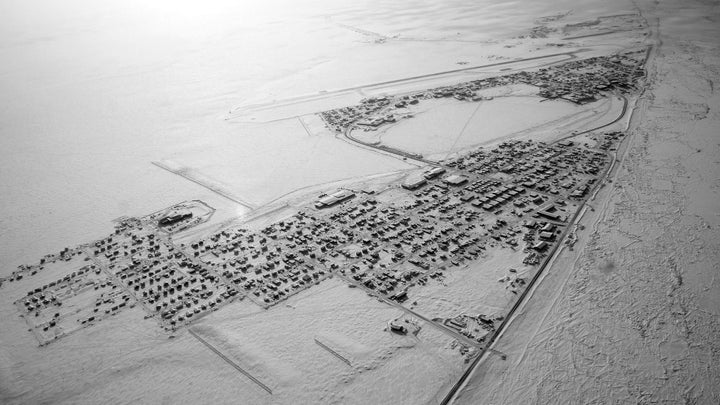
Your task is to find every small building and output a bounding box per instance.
[499,164,515,173]
[539,231,555,241]
[443,174,469,186]
[537,210,561,221]
[423,167,446,179]
[315,189,356,209]
[447,317,467,330]
[357,117,386,127]
[390,321,407,334]
[159,210,192,227]
[391,290,408,302]
[570,184,588,198]
[402,177,427,190]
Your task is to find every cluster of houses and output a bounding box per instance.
[5,206,237,344]
[318,51,645,135]
[4,245,87,284]
[13,256,136,344]
[194,211,336,307]
[442,313,502,344]
[88,222,237,330]
[446,138,611,208]
[275,139,613,302]
[5,128,627,345]
[532,53,646,103]
[319,96,392,133]
[594,131,626,151]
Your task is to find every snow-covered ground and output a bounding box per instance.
[3,0,713,404]
[453,1,720,403]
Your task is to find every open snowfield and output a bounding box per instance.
[193,278,465,404]
[161,118,413,208]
